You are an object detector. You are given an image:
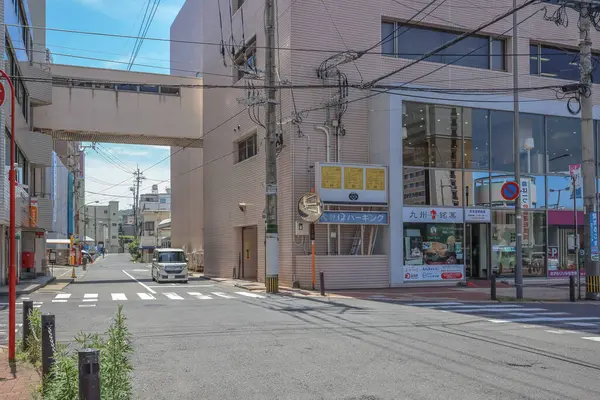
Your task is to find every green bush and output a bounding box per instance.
[17,307,43,369]
[127,239,141,261]
[19,305,134,400]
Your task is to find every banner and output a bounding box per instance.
[591,212,599,262]
[569,164,582,199]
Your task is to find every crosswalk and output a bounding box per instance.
[407,301,600,344]
[40,291,268,306]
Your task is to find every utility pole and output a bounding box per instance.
[578,1,600,300]
[132,167,144,241]
[513,0,524,299]
[264,0,279,293]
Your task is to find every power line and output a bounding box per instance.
[128,0,161,70]
[127,0,155,70]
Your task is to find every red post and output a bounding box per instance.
[1,70,17,361]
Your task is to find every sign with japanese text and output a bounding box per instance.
[403,265,464,282]
[315,162,388,206]
[569,164,582,199]
[521,178,531,244]
[402,207,464,223]
[591,212,599,261]
[465,208,491,223]
[318,211,389,225]
[29,197,38,227]
[0,82,5,107]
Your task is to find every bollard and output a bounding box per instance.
[22,300,33,351]
[490,275,497,301]
[569,275,576,302]
[319,271,325,296]
[79,349,101,400]
[41,314,56,377]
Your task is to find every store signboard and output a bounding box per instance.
[318,210,389,225]
[315,162,388,206]
[465,208,491,223]
[590,212,599,261]
[403,265,464,282]
[403,207,463,223]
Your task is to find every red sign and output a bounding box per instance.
[500,181,520,201]
[0,82,5,107]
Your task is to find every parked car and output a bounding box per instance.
[151,248,188,283]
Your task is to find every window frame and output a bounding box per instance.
[236,133,258,163]
[529,42,600,82]
[234,35,257,82]
[381,20,506,72]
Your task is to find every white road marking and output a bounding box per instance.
[111,293,127,301]
[235,292,265,298]
[447,308,547,313]
[133,269,149,272]
[83,299,98,302]
[52,300,68,303]
[137,293,155,300]
[147,284,214,288]
[84,294,98,299]
[212,292,235,299]
[21,297,30,300]
[188,292,212,300]
[488,317,600,323]
[509,312,567,317]
[545,329,577,334]
[78,304,96,308]
[122,270,156,294]
[435,304,523,309]
[566,322,599,327]
[164,292,184,300]
[582,337,600,342]
[409,302,463,306]
[55,293,72,299]
[530,312,569,316]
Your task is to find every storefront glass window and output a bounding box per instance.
[547,116,581,173]
[465,172,490,207]
[463,108,490,170]
[491,210,547,277]
[490,110,514,172]
[547,175,582,209]
[402,102,463,168]
[548,221,583,278]
[403,168,464,206]
[519,114,545,174]
[404,223,464,281]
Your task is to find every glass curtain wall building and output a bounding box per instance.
[402,101,598,280]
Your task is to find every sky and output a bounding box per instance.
[46,0,187,206]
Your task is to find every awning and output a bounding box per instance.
[21,226,45,233]
[47,238,70,245]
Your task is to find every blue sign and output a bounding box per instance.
[500,181,519,201]
[591,212,599,261]
[318,211,389,225]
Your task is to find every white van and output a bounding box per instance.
[151,248,188,283]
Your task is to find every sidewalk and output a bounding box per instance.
[196,273,590,302]
[0,348,40,400]
[0,266,76,296]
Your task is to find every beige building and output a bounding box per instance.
[170,0,600,289]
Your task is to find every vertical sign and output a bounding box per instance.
[591,212,599,262]
[569,164,582,199]
[29,197,38,227]
[520,178,531,244]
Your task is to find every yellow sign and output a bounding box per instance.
[321,166,342,189]
[366,168,386,191]
[344,167,364,190]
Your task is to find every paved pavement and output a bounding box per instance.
[0,348,40,399]
[2,253,600,399]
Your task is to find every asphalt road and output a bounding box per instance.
[3,254,600,399]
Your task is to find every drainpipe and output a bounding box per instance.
[315,125,331,255]
[335,124,341,255]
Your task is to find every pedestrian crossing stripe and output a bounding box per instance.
[44,291,268,302]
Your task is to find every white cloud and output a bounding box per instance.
[106,146,150,157]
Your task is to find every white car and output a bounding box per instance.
[151,248,188,283]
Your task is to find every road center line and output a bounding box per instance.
[122,269,156,294]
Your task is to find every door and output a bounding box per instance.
[241,226,258,280]
[466,223,490,279]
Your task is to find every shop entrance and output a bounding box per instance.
[465,223,490,279]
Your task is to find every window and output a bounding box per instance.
[232,0,245,12]
[160,86,180,95]
[490,111,514,172]
[382,21,506,71]
[463,108,490,170]
[112,223,117,227]
[234,36,257,81]
[104,210,108,214]
[530,43,600,82]
[112,235,117,239]
[546,116,581,173]
[144,221,155,231]
[237,134,258,162]
[157,251,186,263]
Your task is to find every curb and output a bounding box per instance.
[14,276,56,295]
